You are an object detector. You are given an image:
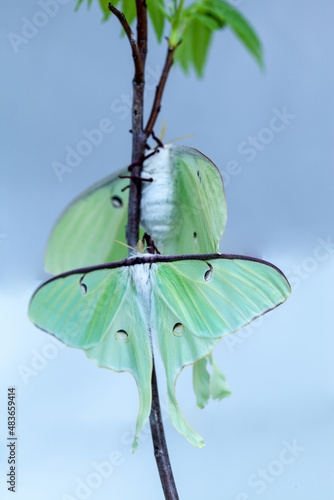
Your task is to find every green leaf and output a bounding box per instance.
[147,0,166,42]
[173,0,262,75]
[98,0,112,21]
[75,0,85,12]
[191,11,223,32]
[201,0,263,66]
[193,357,211,409]
[174,17,213,77]
[122,0,136,27]
[173,23,193,74]
[191,18,213,76]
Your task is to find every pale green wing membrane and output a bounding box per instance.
[151,289,218,447]
[29,254,290,448]
[166,146,227,255]
[209,354,232,401]
[192,354,232,409]
[151,256,291,446]
[28,266,152,452]
[192,357,211,409]
[45,145,227,275]
[45,171,130,274]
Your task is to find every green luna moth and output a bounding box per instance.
[45,144,227,274]
[29,251,291,450]
[44,143,230,407]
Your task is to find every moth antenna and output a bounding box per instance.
[159,119,167,142]
[164,133,197,145]
[114,240,138,253]
[136,240,145,253]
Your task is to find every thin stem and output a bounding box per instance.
[115,1,179,496]
[150,360,179,500]
[145,40,181,137]
[108,3,143,83]
[135,0,148,66]
[124,0,147,248]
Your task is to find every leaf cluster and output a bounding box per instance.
[75,0,263,76]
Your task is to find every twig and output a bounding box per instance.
[119,0,147,248]
[145,40,181,137]
[135,0,148,66]
[108,3,143,83]
[117,2,180,496]
[150,360,179,500]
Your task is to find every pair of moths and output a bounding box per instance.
[29,145,291,450]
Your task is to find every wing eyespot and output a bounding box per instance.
[115,329,129,343]
[193,232,198,243]
[204,263,213,282]
[173,323,184,337]
[111,196,123,208]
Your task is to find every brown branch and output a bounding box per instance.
[108,3,143,83]
[145,40,181,137]
[135,0,148,67]
[150,360,179,500]
[122,0,147,248]
[119,2,179,497]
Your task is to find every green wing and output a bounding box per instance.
[192,354,232,409]
[45,145,227,274]
[28,267,152,452]
[151,256,291,446]
[45,171,130,274]
[43,145,228,420]
[165,145,227,255]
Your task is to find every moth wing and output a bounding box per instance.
[151,256,290,446]
[45,170,130,274]
[192,357,211,409]
[192,354,231,409]
[166,145,227,254]
[29,266,152,451]
[209,354,232,401]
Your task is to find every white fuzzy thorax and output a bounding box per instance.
[140,145,176,252]
[130,261,152,316]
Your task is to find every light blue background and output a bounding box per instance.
[1,1,334,499]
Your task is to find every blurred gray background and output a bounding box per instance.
[1,1,334,499]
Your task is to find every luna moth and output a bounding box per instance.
[44,144,227,274]
[44,143,230,406]
[29,250,291,450]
